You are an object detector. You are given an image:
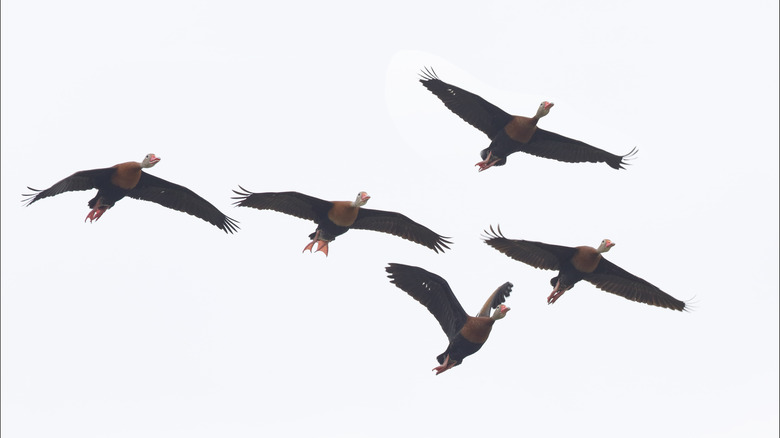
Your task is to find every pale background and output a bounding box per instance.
[2,1,778,437]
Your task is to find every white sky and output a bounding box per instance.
[2,1,778,437]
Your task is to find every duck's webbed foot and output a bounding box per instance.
[85,205,108,223]
[302,231,330,256]
[475,151,501,172]
[547,279,568,304]
[314,240,329,257]
[432,355,458,375]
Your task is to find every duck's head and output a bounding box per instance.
[536,101,554,118]
[141,154,161,168]
[597,239,615,253]
[353,191,371,207]
[492,304,511,320]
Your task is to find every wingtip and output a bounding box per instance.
[385,262,404,280]
[679,294,697,313]
[232,185,250,195]
[21,187,43,206]
[432,235,453,253]
[221,216,241,234]
[231,185,254,206]
[481,224,506,241]
[418,66,439,82]
[617,147,639,170]
[496,281,514,300]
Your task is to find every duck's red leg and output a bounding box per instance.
[314,240,329,257]
[303,231,321,253]
[303,231,329,256]
[432,355,458,375]
[547,279,568,304]
[475,151,501,172]
[85,205,109,223]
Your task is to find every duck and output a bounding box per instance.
[232,188,451,256]
[23,154,238,233]
[482,225,686,311]
[419,67,637,172]
[385,263,512,375]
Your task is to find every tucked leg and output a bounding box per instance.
[475,151,501,172]
[85,205,109,223]
[432,355,458,375]
[547,279,568,304]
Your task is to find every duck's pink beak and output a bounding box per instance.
[361,193,371,202]
[544,101,554,110]
[150,154,161,163]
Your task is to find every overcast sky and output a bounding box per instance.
[2,1,778,437]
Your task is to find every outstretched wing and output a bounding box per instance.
[352,208,451,253]
[482,225,574,270]
[22,167,115,206]
[127,172,239,233]
[419,67,513,139]
[231,187,333,223]
[386,263,468,341]
[476,282,514,317]
[522,128,637,170]
[585,258,687,311]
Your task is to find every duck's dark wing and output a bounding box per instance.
[231,187,333,223]
[22,167,115,206]
[419,67,513,139]
[386,263,468,340]
[127,172,239,233]
[476,282,514,317]
[482,225,574,270]
[584,258,687,311]
[352,208,451,253]
[522,128,637,170]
